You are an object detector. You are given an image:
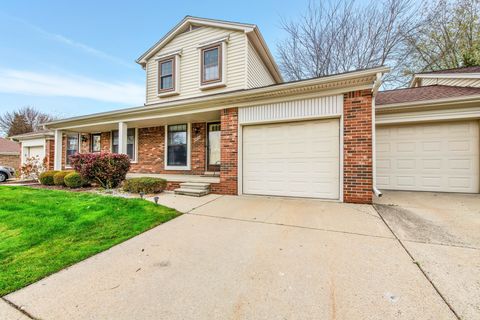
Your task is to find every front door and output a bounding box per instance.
[207,122,221,172]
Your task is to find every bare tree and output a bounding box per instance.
[0,106,56,137]
[277,0,425,87]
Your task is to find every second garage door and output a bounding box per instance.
[242,118,340,199]
[376,120,479,193]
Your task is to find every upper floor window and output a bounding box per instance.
[158,58,175,92]
[201,44,221,84]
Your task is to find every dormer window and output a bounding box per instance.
[199,37,227,90]
[156,51,181,97]
[201,44,221,84]
[158,58,175,92]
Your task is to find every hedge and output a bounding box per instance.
[53,171,73,186]
[64,172,84,188]
[39,170,59,185]
[123,177,167,194]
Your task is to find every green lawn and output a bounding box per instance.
[0,186,180,296]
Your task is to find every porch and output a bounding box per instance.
[48,107,238,195]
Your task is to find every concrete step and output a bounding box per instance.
[174,188,210,197]
[180,182,211,190]
[202,171,220,177]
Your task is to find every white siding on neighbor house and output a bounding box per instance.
[246,41,275,88]
[420,77,480,87]
[238,95,343,124]
[146,27,247,105]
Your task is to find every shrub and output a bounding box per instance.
[64,172,84,188]
[70,152,130,189]
[53,171,73,186]
[39,170,59,185]
[20,156,44,181]
[123,177,167,194]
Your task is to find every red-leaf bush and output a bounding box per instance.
[70,152,130,189]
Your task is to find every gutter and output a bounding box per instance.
[372,72,383,198]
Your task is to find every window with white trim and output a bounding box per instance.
[111,128,136,161]
[158,57,175,92]
[66,133,79,166]
[166,124,188,167]
[91,133,101,153]
[201,44,221,84]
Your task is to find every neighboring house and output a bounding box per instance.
[9,130,55,170]
[0,138,21,170]
[43,16,385,204]
[376,66,480,194]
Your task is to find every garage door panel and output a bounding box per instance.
[243,119,340,199]
[377,121,479,193]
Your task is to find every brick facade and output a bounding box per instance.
[45,139,55,170]
[129,124,206,175]
[54,97,372,203]
[0,154,20,171]
[219,108,238,195]
[343,89,373,204]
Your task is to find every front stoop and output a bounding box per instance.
[174,182,211,197]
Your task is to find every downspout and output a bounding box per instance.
[372,72,383,198]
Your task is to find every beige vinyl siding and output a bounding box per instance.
[421,77,480,87]
[246,41,275,88]
[146,27,247,104]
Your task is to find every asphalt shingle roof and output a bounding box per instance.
[376,85,480,106]
[0,138,20,153]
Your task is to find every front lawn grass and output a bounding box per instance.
[0,186,180,296]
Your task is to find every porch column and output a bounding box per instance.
[54,129,63,170]
[118,122,128,155]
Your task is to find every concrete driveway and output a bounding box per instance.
[375,191,480,320]
[4,194,458,320]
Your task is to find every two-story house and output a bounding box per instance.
[41,16,389,204]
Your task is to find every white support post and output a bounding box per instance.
[54,129,63,170]
[118,122,128,155]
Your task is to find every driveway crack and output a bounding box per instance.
[1,297,40,320]
[192,212,395,241]
[372,205,461,320]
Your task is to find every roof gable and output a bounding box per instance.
[136,16,282,83]
[137,16,255,65]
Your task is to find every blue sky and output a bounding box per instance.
[0,0,311,119]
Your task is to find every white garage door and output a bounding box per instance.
[27,146,45,160]
[242,118,340,199]
[377,121,479,193]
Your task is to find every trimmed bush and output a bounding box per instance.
[123,177,167,194]
[70,152,130,189]
[53,171,73,186]
[64,172,84,188]
[39,170,59,185]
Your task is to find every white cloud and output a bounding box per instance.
[6,15,134,69]
[0,69,144,105]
